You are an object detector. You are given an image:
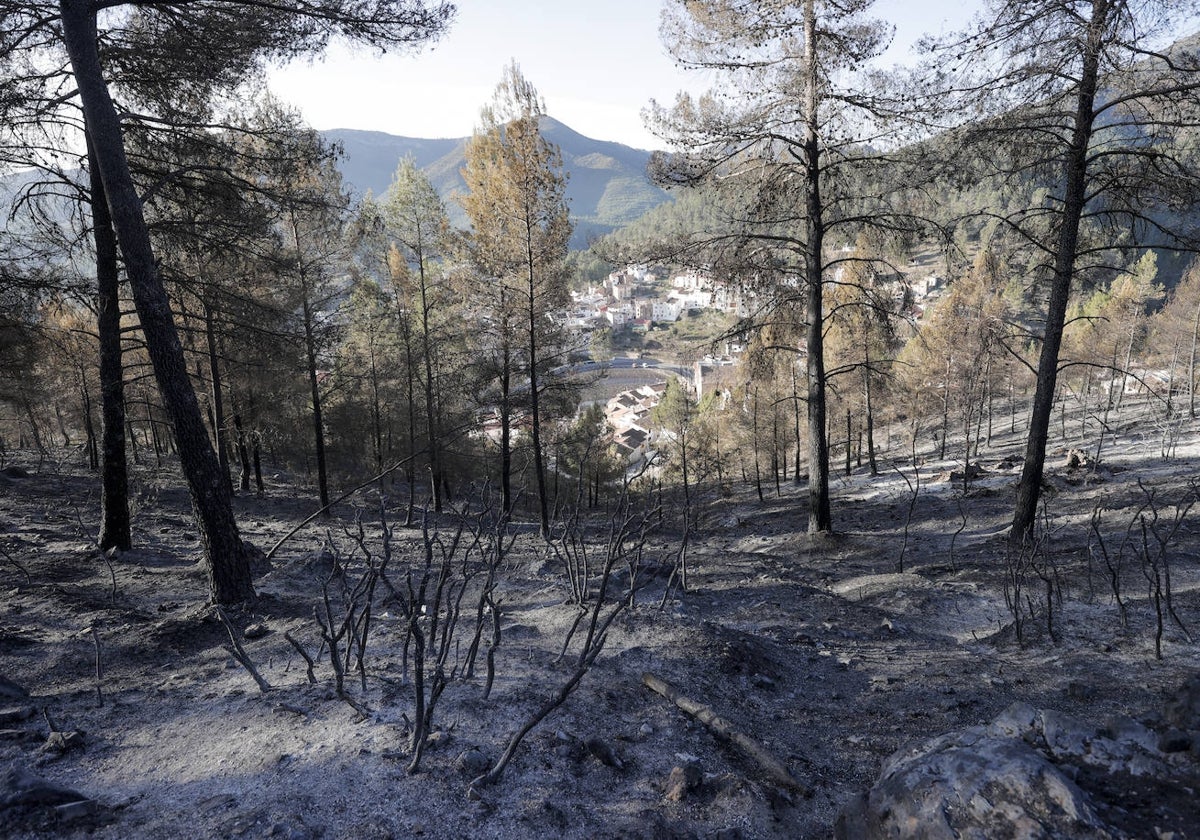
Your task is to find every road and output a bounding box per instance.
[568,357,693,404]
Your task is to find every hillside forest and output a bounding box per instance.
[5,1,1200,837]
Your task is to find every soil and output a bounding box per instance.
[2,408,1200,839]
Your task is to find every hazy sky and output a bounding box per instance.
[266,0,982,150]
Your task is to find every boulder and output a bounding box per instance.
[837,697,1200,839]
[837,721,1109,839]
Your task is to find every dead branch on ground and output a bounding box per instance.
[213,606,271,693]
[641,671,808,796]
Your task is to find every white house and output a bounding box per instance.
[603,304,633,328]
[652,299,682,322]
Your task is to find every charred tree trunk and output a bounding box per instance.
[402,320,416,527]
[1189,292,1200,419]
[232,406,252,493]
[752,386,764,502]
[79,385,98,470]
[791,362,803,483]
[863,365,878,476]
[499,318,513,520]
[803,0,832,533]
[300,294,330,512]
[61,0,252,602]
[202,295,232,494]
[417,262,443,512]
[1010,0,1107,550]
[526,253,550,540]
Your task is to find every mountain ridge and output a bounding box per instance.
[324,116,672,249]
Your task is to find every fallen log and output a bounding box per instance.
[641,671,808,795]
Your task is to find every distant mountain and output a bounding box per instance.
[323,116,672,249]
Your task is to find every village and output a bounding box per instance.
[573,260,949,470]
[565,265,753,468]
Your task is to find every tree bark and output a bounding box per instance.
[61,0,252,602]
[863,364,878,476]
[401,314,416,526]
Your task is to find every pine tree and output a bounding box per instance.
[649,0,902,534]
[460,62,573,537]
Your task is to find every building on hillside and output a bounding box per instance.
[606,270,637,301]
[603,304,632,328]
[711,283,758,318]
[605,383,667,451]
[652,299,682,322]
[672,270,710,292]
[605,382,666,430]
[911,275,944,299]
[632,297,655,320]
[670,289,713,310]
[613,427,649,463]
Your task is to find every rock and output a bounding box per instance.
[1101,715,1158,753]
[987,700,1039,739]
[454,747,491,776]
[424,730,451,751]
[664,762,702,802]
[837,722,1110,839]
[949,462,988,483]
[243,623,269,640]
[43,730,85,754]
[837,696,1200,840]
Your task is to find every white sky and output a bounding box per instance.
[266,0,983,150]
